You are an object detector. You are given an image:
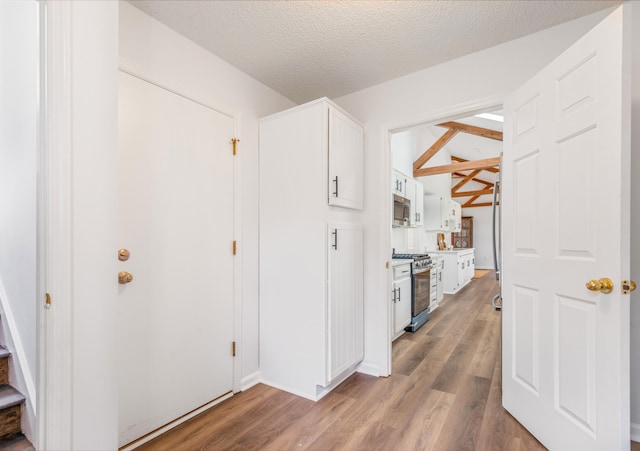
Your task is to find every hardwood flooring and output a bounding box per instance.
[134,272,637,451]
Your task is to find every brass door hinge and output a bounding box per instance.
[232,341,236,357]
[45,292,51,310]
[233,240,237,255]
[231,138,240,156]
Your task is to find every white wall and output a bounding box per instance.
[630,1,640,440]
[462,206,495,270]
[0,0,38,423]
[119,2,295,385]
[334,7,616,378]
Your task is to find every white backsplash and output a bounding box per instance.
[392,227,452,254]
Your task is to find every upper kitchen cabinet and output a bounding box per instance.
[391,170,407,197]
[328,105,364,210]
[423,194,450,231]
[449,199,462,232]
[405,178,424,227]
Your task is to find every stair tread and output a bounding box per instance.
[0,348,9,359]
[0,386,24,410]
[0,433,34,451]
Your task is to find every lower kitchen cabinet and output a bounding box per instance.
[430,249,475,294]
[431,256,444,311]
[392,263,412,340]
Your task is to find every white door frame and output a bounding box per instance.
[38,3,243,449]
[379,94,505,376]
[38,1,74,448]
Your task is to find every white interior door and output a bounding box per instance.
[502,6,630,450]
[117,71,235,446]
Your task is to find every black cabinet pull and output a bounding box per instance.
[332,176,339,197]
[332,229,338,250]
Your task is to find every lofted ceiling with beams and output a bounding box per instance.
[415,113,503,208]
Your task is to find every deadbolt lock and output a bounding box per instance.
[118,248,131,261]
[118,271,133,285]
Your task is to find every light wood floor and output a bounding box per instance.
[135,272,638,451]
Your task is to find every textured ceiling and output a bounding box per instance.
[128,0,622,104]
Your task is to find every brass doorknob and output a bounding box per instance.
[586,278,613,294]
[118,248,131,261]
[118,271,133,285]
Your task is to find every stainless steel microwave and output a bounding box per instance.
[393,194,411,227]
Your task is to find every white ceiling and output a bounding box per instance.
[128,0,622,104]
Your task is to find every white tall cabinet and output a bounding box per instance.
[259,98,364,401]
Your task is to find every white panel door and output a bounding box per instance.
[326,223,364,384]
[502,6,630,450]
[328,107,364,210]
[117,72,235,446]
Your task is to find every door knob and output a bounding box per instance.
[585,278,613,294]
[118,271,133,285]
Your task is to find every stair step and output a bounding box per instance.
[0,386,23,411]
[0,433,34,451]
[0,348,8,386]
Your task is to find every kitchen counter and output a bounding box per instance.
[391,258,413,267]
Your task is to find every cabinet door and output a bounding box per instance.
[449,200,462,232]
[391,170,407,197]
[393,277,412,336]
[328,107,363,210]
[327,224,363,384]
[405,178,423,227]
[413,181,424,226]
[424,194,449,231]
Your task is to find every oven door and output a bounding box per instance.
[412,267,431,315]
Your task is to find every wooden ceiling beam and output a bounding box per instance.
[452,188,494,198]
[413,128,458,171]
[414,157,501,177]
[438,121,503,141]
[462,196,481,208]
[462,201,498,208]
[451,156,500,173]
[451,169,481,193]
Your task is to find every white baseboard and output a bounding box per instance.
[631,422,640,442]
[0,278,36,443]
[240,371,261,391]
[259,379,319,401]
[356,361,381,377]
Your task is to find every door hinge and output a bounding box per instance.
[232,341,236,357]
[233,240,237,255]
[45,292,51,310]
[231,138,240,156]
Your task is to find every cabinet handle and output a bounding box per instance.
[332,229,338,250]
[332,176,339,197]
[398,287,401,301]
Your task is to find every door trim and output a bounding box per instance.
[117,57,243,393]
[378,94,506,377]
[38,2,74,449]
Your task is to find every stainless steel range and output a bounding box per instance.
[392,253,433,332]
